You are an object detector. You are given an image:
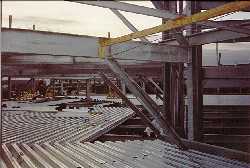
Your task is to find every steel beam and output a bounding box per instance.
[160,134,250,164]
[140,76,163,101]
[200,21,250,36]
[200,1,250,12]
[203,65,250,79]
[73,1,177,19]
[203,79,250,88]
[2,28,187,63]
[100,73,161,137]
[2,28,249,65]
[161,23,250,45]
[74,1,250,38]
[99,1,250,47]
[1,63,163,78]
[105,57,186,149]
[146,77,163,94]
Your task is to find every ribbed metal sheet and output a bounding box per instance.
[2,107,134,144]
[2,105,250,167]
[2,140,249,168]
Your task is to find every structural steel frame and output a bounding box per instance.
[98,1,250,58]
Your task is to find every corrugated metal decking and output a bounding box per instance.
[2,106,250,167]
[1,140,249,168]
[2,107,134,144]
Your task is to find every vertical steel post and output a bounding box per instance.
[9,15,12,28]
[8,76,12,99]
[77,80,80,95]
[185,1,203,141]
[86,79,90,99]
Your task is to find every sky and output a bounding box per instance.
[2,1,250,65]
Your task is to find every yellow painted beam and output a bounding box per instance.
[99,1,250,50]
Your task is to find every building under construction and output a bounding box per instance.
[1,1,250,167]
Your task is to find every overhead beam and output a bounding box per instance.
[200,21,250,36]
[2,63,163,77]
[110,9,149,42]
[73,1,177,19]
[2,28,187,63]
[200,1,232,10]
[99,1,250,47]
[74,1,250,37]
[200,1,250,12]
[165,24,250,45]
[2,27,249,66]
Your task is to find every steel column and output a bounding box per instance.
[8,76,12,99]
[185,1,203,141]
[86,79,90,99]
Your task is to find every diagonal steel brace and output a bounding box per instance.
[105,57,187,150]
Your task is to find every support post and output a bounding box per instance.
[32,78,36,94]
[191,45,203,141]
[9,15,12,28]
[8,76,12,99]
[185,1,203,141]
[86,79,90,99]
[77,80,80,95]
[161,1,185,137]
[60,80,64,96]
[52,79,55,97]
[163,63,171,122]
